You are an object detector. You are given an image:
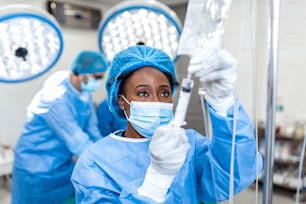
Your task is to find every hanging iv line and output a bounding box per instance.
[173,0,234,203]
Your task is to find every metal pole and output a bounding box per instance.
[262,0,281,203]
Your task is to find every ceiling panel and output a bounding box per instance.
[74,0,187,7]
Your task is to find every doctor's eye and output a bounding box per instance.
[160,90,170,97]
[93,75,104,80]
[138,91,149,97]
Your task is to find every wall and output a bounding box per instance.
[252,0,306,133]
[1,0,306,147]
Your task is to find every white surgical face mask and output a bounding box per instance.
[81,77,101,92]
[121,95,173,138]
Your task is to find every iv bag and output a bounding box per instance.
[178,0,232,57]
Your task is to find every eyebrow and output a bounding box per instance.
[135,84,150,89]
[135,84,171,89]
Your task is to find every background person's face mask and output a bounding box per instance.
[121,95,174,138]
[81,77,101,92]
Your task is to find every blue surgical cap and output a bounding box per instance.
[71,51,108,75]
[106,45,178,119]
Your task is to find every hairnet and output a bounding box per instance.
[106,45,178,119]
[71,51,108,75]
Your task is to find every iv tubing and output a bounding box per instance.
[241,0,260,203]
[228,0,251,202]
[228,99,239,204]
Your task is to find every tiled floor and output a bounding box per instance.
[1,176,305,204]
[220,185,306,204]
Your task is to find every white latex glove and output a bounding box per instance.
[138,123,190,202]
[189,48,238,117]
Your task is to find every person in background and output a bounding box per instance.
[71,45,263,203]
[96,98,127,136]
[11,51,108,204]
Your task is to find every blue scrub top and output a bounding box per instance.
[71,103,263,203]
[12,71,102,204]
[97,98,127,136]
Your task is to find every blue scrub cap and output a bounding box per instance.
[106,45,178,119]
[71,51,108,75]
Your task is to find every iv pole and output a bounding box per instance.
[263,0,281,203]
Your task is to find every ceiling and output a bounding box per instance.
[74,0,187,7]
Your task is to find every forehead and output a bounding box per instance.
[119,66,172,96]
[128,66,169,82]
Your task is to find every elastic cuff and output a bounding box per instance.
[138,165,175,203]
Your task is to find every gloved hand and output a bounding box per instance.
[188,48,238,117]
[138,123,190,202]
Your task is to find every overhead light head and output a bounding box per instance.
[98,0,182,62]
[0,4,64,83]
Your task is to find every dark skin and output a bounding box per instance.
[118,66,173,139]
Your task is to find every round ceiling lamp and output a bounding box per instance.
[98,0,182,62]
[0,4,64,83]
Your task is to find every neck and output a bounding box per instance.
[70,72,82,92]
[124,124,145,138]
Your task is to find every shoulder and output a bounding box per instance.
[78,135,117,163]
[97,99,109,111]
[40,71,70,103]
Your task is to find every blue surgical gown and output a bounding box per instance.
[12,71,102,204]
[97,98,127,136]
[71,103,263,203]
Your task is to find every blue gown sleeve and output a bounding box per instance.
[84,103,102,142]
[43,100,96,156]
[196,102,263,202]
[97,99,114,136]
[97,99,127,136]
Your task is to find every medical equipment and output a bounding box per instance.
[47,0,102,29]
[0,4,63,83]
[173,0,232,128]
[97,0,182,62]
[121,95,174,139]
[172,1,234,203]
[173,77,194,126]
[262,0,281,203]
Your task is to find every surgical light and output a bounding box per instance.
[0,4,64,83]
[98,0,181,62]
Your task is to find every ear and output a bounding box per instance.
[118,95,125,110]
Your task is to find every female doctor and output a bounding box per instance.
[71,45,263,203]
